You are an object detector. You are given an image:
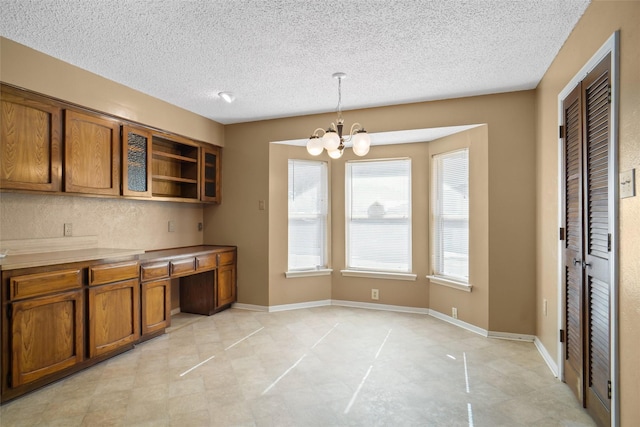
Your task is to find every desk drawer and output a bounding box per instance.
[140,262,170,282]
[196,253,217,271]
[170,257,196,276]
[218,251,235,266]
[10,269,82,300]
[89,261,139,286]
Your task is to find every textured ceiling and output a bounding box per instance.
[1,0,590,125]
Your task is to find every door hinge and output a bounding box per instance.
[608,380,612,399]
[559,329,565,343]
[608,233,612,252]
[559,125,564,139]
[559,227,565,241]
[608,85,612,104]
[7,372,11,387]
[6,304,12,319]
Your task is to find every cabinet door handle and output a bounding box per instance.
[572,258,580,266]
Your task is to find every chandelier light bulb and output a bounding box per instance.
[327,148,344,159]
[352,142,370,157]
[323,131,340,151]
[306,136,324,156]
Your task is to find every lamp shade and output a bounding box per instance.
[323,131,340,151]
[306,137,324,156]
[352,142,370,156]
[327,148,343,159]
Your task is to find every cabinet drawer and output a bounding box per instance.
[196,253,217,271]
[140,262,170,282]
[10,269,82,301]
[89,261,139,286]
[170,257,196,276]
[218,251,235,266]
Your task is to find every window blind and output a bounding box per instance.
[432,149,469,282]
[288,160,328,271]
[346,159,411,272]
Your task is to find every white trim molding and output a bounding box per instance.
[331,300,429,314]
[535,336,559,378]
[268,300,332,312]
[285,269,333,278]
[231,303,269,312]
[340,270,417,281]
[428,309,488,337]
[487,331,535,342]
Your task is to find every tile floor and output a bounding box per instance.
[0,306,596,426]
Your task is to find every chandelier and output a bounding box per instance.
[306,72,371,159]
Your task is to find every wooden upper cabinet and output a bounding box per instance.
[151,134,199,201]
[0,85,63,192]
[122,125,152,197]
[65,110,120,195]
[200,144,221,203]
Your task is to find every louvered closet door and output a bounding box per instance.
[582,55,611,427]
[562,83,584,404]
[561,53,611,427]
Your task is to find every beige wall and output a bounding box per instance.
[0,37,225,250]
[535,1,640,424]
[207,90,536,335]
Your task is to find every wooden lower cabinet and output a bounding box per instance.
[88,278,140,357]
[9,290,84,387]
[141,279,171,336]
[217,263,236,309]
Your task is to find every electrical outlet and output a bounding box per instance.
[371,289,379,300]
[168,220,175,232]
[543,299,548,316]
[258,200,266,210]
[64,223,72,237]
[452,307,458,319]
[198,222,203,231]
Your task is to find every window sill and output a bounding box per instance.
[285,269,333,278]
[427,275,472,292]
[341,270,417,281]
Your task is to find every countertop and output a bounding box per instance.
[0,248,145,271]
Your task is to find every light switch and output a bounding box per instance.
[620,169,636,199]
[258,200,266,210]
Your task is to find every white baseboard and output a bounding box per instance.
[534,336,559,377]
[488,331,535,342]
[232,303,269,312]
[268,299,332,312]
[428,309,489,337]
[331,299,429,315]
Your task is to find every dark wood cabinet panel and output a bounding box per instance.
[10,290,84,387]
[88,278,140,357]
[65,109,120,195]
[217,263,236,309]
[0,85,62,192]
[89,261,138,286]
[141,279,171,336]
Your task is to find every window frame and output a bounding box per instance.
[344,157,413,275]
[430,148,470,285]
[286,159,329,274]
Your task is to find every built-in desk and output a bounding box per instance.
[0,245,236,403]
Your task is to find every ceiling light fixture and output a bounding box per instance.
[218,91,235,103]
[306,72,370,159]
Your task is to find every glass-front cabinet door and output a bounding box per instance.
[200,145,221,203]
[122,125,152,197]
